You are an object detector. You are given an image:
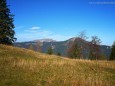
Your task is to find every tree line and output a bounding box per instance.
[67,31,102,60]
[67,31,115,60]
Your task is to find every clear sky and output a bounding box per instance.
[7,0,115,45]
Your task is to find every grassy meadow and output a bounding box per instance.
[0,44,115,86]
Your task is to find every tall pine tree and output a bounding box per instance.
[0,0,16,45]
[110,42,115,60]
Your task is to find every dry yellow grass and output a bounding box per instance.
[0,44,115,86]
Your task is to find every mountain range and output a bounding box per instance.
[14,37,111,59]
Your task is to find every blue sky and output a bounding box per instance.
[7,0,115,45]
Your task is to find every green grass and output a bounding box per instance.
[0,44,115,86]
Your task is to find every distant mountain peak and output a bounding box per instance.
[33,38,56,42]
[67,37,85,42]
[66,37,77,42]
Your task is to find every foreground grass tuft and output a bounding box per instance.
[0,44,115,86]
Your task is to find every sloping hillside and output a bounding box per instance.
[0,44,114,86]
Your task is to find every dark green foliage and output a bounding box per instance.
[67,40,81,59]
[0,0,16,45]
[110,42,115,60]
[89,50,94,60]
[47,47,53,55]
[57,52,61,56]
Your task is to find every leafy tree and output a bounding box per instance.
[67,31,88,59]
[90,36,101,45]
[47,47,53,55]
[78,31,88,40]
[89,36,101,60]
[77,31,88,59]
[109,41,115,60]
[67,39,81,59]
[0,0,16,45]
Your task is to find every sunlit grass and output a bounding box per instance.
[0,44,114,86]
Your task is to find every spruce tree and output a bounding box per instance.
[110,42,115,60]
[47,47,53,55]
[67,39,81,59]
[0,0,16,45]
